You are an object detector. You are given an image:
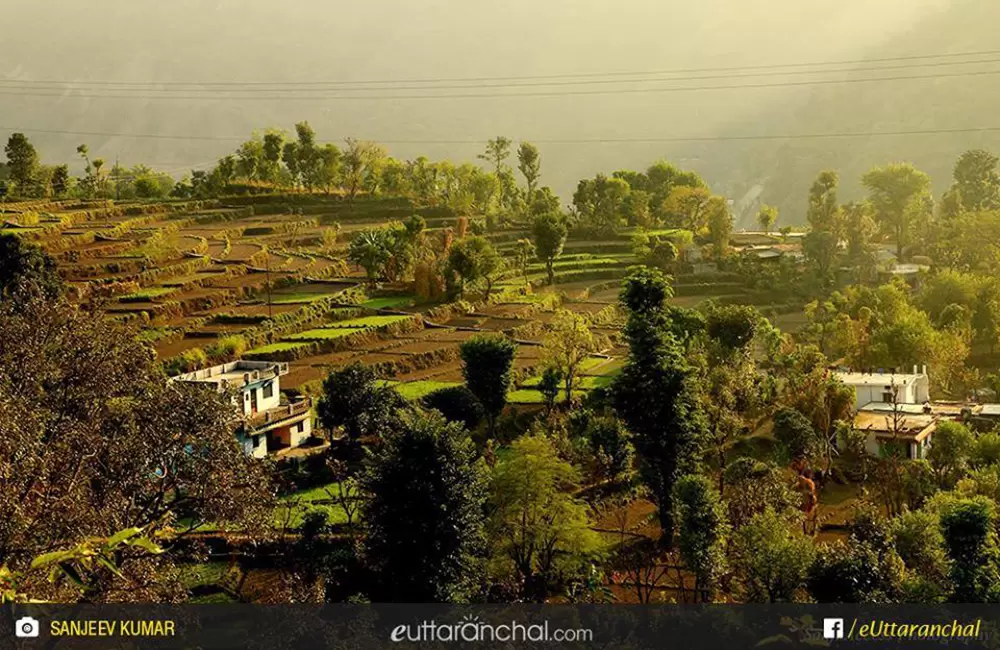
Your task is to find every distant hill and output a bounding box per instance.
[704,0,1000,227]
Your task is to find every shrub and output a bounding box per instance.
[421,386,484,432]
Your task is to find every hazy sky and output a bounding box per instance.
[0,0,963,210]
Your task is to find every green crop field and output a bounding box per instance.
[283,328,361,341]
[246,341,313,355]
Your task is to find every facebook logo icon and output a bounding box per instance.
[824,618,845,639]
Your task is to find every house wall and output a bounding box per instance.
[238,379,282,416]
[272,417,312,449]
[852,382,920,411]
[864,431,932,460]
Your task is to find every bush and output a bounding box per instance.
[421,386,484,432]
[207,335,248,361]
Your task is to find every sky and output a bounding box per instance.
[0,0,967,217]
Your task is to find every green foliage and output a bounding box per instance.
[459,333,516,435]
[421,386,484,432]
[489,435,599,601]
[362,410,489,603]
[723,457,798,529]
[317,362,406,442]
[861,163,933,259]
[447,235,503,299]
[733,508,814,602]
[890,510,950,589]
[939,497,1000,602]
[773,408,818,464]
[928,421,974,488]
[674,474,728,601]
[531,212,568,285]
[4,133,39,194]
[0,234,63,301]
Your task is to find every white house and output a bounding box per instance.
[173,360,314,458]
[852,402,936,459]
[833,366,931,412]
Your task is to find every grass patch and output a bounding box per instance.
[362,296,415,309]
[283,328,361,342]
[508,388,587,404]
[246,341,313,355]
[270,293,329,305]
[273,502,348,528]
[120,287,177,301]
[281,481,343,502]
[329,315,412,329]
[392,380,463,401]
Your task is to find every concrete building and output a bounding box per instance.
[833,367,931,412]
[852,402,937,459]
[173,360,315,458]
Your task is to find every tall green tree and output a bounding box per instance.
[542,309,598,402]
[862,163,933,259]
[3,133,38,194]
[447,236,503,299]
[517,142,541,209]
[806,170,841,233]
[478,136,513,210]
[362,410,489,602]
[489,435,599,601]
[950,149,1000,213]
[348,228,393,288]
[674,474,728,601]
[460,334,516,436]
[573,174,630,234]
[531,212,568,285]
[612,267,706,541]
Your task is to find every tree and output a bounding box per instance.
[447,235,502,299]
[583,416,634,483]
[531,212,568,285]
[343,138,386,206]
[773,408,818,465]
[538,366,563,417]
[543,309,598,402]
[261,131,285,182]
[659,185,713,231]
[0,234,63,301]
[806,170,841,233]
[802,229,840,284]
[50,164,70,197]
[0,292,271,601]
[862,163,933,259]
[3,133,38,194]
[723,458,797,529]
[950,149,1000,213]
[573,174,630,234]
[756,204,778,233]
[733,508,814,602]
[517,142,541,208]
[673,474,728,601]
[362,410,488,602]
[706,196,733,258]
[513,238,535,286]
[421,386,484,432]
[939,497,1000,602]
[927,421,974,488]
[890,510,950,587]
[317,363,406,443]
[348,229,392,288]
[490,435,598,601]
[478,136,512,210]
[612,267,706,541]
[460,334,516,436]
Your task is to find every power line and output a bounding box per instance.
[6,56,1000,94]
[1,68,999,101]
[7,125,1000,146]
[5,48,1000,87]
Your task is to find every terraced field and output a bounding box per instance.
[3,194,777,411]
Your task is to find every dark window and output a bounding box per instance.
[297,421,305,433]
[263,382,274,399]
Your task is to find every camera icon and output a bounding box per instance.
[15,617,40,638]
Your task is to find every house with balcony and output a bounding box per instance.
[172,360,316,458]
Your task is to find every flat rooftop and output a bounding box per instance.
[173,360,289,388]
[834,371,925,385]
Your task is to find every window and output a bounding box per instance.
[297,421,305,433]
[263,382,274,399]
